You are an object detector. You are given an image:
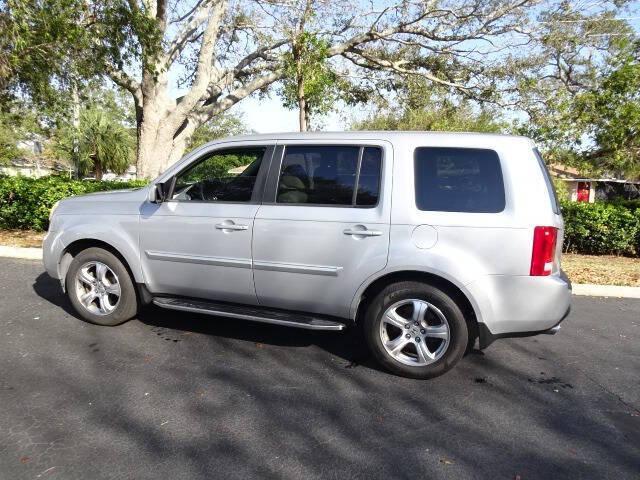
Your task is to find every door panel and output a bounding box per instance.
[253,141,393,319]
[139,144,272,304]
[140,202,259,303]
[253,211,389,318]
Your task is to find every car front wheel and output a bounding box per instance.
[66,247,138,326]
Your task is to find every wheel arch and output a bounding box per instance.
[352,269,481,344]
[59,238,142,293]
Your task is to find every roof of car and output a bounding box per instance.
[214,131,529,143]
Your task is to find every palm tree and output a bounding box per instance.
[74,108,133,180]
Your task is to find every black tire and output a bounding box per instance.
[66,247,138,326]
[363,281,468,379]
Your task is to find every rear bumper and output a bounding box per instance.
[466,270,572,348]
[478,304,571,349]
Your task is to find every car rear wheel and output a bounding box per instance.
[364,281,468,379]
[66,247,138,326]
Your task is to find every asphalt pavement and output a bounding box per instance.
[0,257,638,479]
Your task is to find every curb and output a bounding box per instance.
[0,245,43,260]
[571,283,640,299]
[0,246,639,299]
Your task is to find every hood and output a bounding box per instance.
[55,185,151,216]
[62,186,149,203]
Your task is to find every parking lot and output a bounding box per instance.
[0,257,638,479]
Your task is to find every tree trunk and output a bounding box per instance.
[94,160,103,181]
[135,69,177,179]
[297,74,307,132]
[71,83,80,179]
[136,115,196,179]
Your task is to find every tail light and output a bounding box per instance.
[530,226,557,276]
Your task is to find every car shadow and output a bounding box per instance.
[32,271,378,371]
[33,271,78,317]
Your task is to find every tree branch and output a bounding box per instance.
[193,70,284,124]
[165,0,217,67]
[105,64,142,106]
[171,0,228,122]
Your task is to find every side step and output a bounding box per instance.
[152,297,347,331]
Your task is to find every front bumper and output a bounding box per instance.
[42,229,65,279]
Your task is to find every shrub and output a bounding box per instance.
[561,200,640,256]
[0,175,147,231]
[607,198,640,210]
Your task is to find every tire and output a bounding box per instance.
[363,281,468,379]
[66,247,138,326]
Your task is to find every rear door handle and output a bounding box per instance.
[216,223,249,231]
[343,228,382,237]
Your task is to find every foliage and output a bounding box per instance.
[53,108,134,179]
[0,111,22,165]
[0,175,146,230]
[181,150,261,181]
[2,0,637,178]
[1,0,87,106]
[353,92,505,133]
[573,40,640,178]
[552,176,569,202]
[187,113,248,151]
[518,31,640,179]
[0,0,160,108]
[280,32,340,129]
[560,200,640,256]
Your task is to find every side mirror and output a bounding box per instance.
[151,182,167,204]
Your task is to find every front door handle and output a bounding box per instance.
[343,228,382,237]
[216,222,249,231]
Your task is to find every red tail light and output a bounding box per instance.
[530,226,557,276]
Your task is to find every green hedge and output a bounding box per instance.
[560,200,640,256]
[0,175,147,231]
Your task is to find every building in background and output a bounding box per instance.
[550,165,640,202]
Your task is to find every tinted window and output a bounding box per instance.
[277,145,381,206]
[414,147,505,213]
[172,148,265,202]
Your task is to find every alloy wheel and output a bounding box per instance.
[75,261,121,316]
[379,299,450,366]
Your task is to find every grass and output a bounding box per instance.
[0,229,638,286]
[562,253,640,287]
[0,229,44,248]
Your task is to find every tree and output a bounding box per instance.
[354,101,505,133]
[572,40,640,178]
[187,112,248,151]
[3,0,629,178]
[0,111,22,165]
[55,108,133,180]
[92,0,594,178]
[518,37,640,178]
[0,0,93,109]
[353,77,506,133]
[512,9,639,177]
[280,31,339,131]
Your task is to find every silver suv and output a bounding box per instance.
[44,132,571,379]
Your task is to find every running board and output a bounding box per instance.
[152,297,346,331]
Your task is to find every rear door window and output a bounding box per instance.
[276,145,382,207]
[414,147,505,213]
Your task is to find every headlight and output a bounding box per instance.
[49,200,60,223]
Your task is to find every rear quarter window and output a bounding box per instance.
[414,147,505,213]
